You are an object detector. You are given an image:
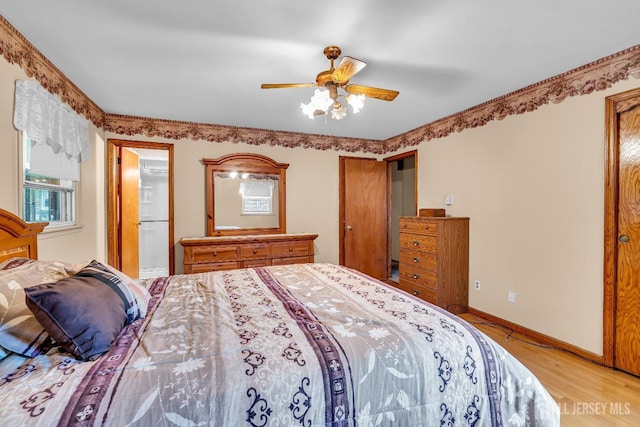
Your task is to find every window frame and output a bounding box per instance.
[20,133,78,229]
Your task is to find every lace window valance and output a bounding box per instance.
[13,80,89,162]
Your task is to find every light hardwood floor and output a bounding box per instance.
[460,313,640,426]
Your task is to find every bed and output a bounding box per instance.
[0,208,560,426]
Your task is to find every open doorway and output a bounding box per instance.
[135,148,170,278]
[386,151,417,282]
[107,139,174,278]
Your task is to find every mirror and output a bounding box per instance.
[204,153,288,236]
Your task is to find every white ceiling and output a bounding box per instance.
[2,1,640,140]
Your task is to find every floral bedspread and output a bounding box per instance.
[0,263,559,426]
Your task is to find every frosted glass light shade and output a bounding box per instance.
[331,104,347,120]
[346,93,365,113]
[300,89,333,119]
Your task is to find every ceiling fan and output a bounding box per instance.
[261,46,399,120]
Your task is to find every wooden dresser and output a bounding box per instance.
[397,216,469,313]
[180,233,317,274]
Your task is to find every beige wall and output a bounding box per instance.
[409,77,640,355]
[0,58,106,264]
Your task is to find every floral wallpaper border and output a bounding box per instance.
[2,15,639,154]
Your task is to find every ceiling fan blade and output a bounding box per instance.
[331,56,367,84]
[261,83,315,89]
[345,84,399,101]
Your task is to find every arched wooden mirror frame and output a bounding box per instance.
[204,153,288,236]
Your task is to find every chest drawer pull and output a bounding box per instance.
[413,273,420,280]
[412,289,419,296]
[413,257,419,263]
[413,241,420,247]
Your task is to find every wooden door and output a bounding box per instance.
[614,101,640,376]
[120,148,140,278]
[339,157,388,279]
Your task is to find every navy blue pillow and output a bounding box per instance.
[24,260,141,360]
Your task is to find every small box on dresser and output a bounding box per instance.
[397,216,469,314]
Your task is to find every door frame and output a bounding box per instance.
[383,151,418,212]
[603,86,640,367]
[107,139,175,275]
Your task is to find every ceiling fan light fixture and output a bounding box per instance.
[300,88,333,119]
[346,93,365,114]
[331,104,347,120]
[267,46,397,121]
[300,101,317,119]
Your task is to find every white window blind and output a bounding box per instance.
[13,80,89,181]
[240,180,274,215]
[239,180,274,198]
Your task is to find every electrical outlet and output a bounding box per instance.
[508,291,516,303]
[474,280,481,290]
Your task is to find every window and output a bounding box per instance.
[22,135,76,227]
[242,196,272,214]
[240,180,274,215]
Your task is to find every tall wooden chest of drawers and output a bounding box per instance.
[180,233,317,274]
[398,216,469,313]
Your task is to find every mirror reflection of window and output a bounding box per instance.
[239,180,274,215]
[213,172,280,230]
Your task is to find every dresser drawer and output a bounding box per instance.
[399,233,437,253]
[271,241,311,258]
[243,258,271,268]
[272,255,311,266]
[239,244,270,259]
[396,280,437,305]
[187,261,240,273]
[188,245,238,263]
[400,218,438,236]
[399,263,437,290]
[399,250,437,272]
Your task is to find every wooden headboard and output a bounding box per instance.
[0,209,48,263]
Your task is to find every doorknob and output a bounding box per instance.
[346,225,353,231]
[619,234,630,243]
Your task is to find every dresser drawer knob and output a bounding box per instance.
[212,251,218,257]
[288,247,293,252]
[252,249,258,254]
[424,226,430,230]
[413,273,420,280]
[412,289,419,296]
[413,241,420,247]
[413,257,419,263]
